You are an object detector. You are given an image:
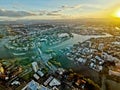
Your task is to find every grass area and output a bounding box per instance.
[14,57,33,66]
[49,58,61,67]
[85,78,100,90]
[0,86,5,90]
[0,34,4,38]
[41,67,49,74]
[21,71,34,82]
[106,75,120,83]
[105,79,120,90]
[19,59,33,66]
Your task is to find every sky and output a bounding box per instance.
[0,0,120,21]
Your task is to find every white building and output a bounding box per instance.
[37,70,44,77]
[98,43,104,51]
[32,62,39,72]
[33,74,40,80]
[49,78,61,87]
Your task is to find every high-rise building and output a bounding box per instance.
[32,62,39,72]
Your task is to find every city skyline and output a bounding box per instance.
[0,0,120,21]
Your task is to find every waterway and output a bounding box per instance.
[0,33,112,59]
[39,33,112,70]
[0,37,13,59]
[43,33,112,52]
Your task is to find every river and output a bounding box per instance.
[0,33,112,59]
[48,33,112,51]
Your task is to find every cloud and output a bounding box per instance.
[61,5,81,10]
[47,13,62,16]
[0,3,104,20]
[38,10,62,16]
[61,5,72,9]
[0,8,62,18]
[81,4,102,10]
[60,4,101,11]
[0,9,36,17]
[39,10,47,15]
[51,10,62,13]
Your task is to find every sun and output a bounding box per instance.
[115,9,120,18]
